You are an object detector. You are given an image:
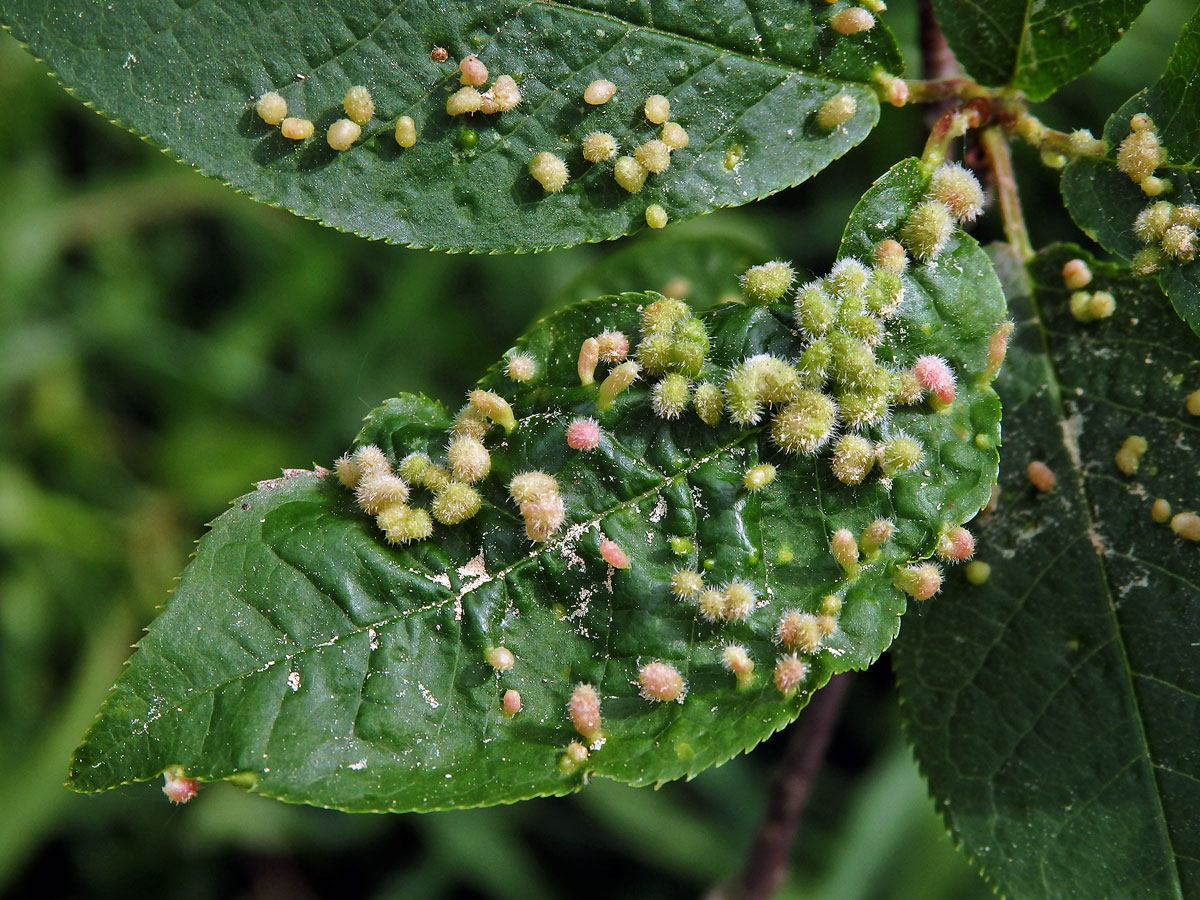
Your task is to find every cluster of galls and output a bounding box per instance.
[1116,113,1170,197]
[1131,199,1198,274]
[633,299,712,418]
[446,56,523,117]
[334,390,517,544]
[255,85,379,149]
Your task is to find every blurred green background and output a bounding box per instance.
[0,2,1189,897]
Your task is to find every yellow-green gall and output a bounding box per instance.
[860,518,895,555]
[508,470,558,504]
[930,162,984,223]
[255,91,288,125]
[376,505,434,544]
[777,610,823,653]
[459,55,488,86]
[795,284,834,336]
[661,121,689,150]
[817,93,857,129]
[644,94,671,124]
[642,297,689,333]
[598,361,640,410]
[1114,435,1148,475]
[874,239,908,274]
[326,118,362,151]
[486,646,515,671]
[432,481,482,525]
[894,562,943,600]
[820,595,843,617]
[448,435,491,482]
[398,452,431,483]
[560,741,589,773]
[452,404,490,440]
[722,644,755,689]
[530,152,570,193]
[394,115,417,148]
[697,588,726,620]
[1132,246,1167,276]
[693,382,725,425]
[891,368,925,405]
[634,139,671,174]
[1174,205,1200,228]
[831,433,875,484]
[470,389,517,433]
[652,373,691,419]
[1187,390,1200,415]
[447,86,482,116]
[964,560,991,585]
[280,117,314,140]
[355,471,410,514]
[744,463,777,491]
[1140,175,1171,197]
[741,261,796,305]
[1088,290,1116,320]
[1133,201,1176,242]
[670,569,704,599]
[582,131,618,163]
[723,581,756,620]
[520,492,565,542]
[771,390,837,454]
[832,7,875,33]
[900,200,955,262]
[1151,498,1172,523]
[583,79,617,105]
[645,204,669,229]
[1161,224,1197,261]
[831,528,859,578]
[342,85,375,125]
[614,155,648,193]
[334,455,361,488]
[877,434,923,476]
[1067,129,1106,157]
[1170,512,1200,541]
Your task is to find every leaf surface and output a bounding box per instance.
[68,159,1005,812]
[0,0,901,252]
[1061,6,1200,334]
[894,244,1200,899]
[931,0,1150,101]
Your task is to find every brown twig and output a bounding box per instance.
[716,673,853,900]
[980,125,1035,261]
[918,0,961,128]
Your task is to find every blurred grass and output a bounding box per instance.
[0,1,1188,896]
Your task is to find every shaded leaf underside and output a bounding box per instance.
[0,0,901,252]
[895,245,1200,899]
[68,159,1004,812]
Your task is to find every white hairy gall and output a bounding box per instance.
[646,204,669,229]
[487,647,516,671]
[1151,498,1172,523]
[342,85,374,125]
[489,75,522,112]
[874,239,908,274]
[771,391,837,454]
[1116,122,1165,184]
[569,684,603,739]
[598,362,640,410]
[432,481,482,525]
[447,86,482,116]
[743,463,777,491]
[697,589,727,620]
[1062,258,1092,289]
[327,119,362,151]
[506,353,537,382]
[452,405,490,440]
[829,434,874,485]
[893,563,943,600]
[777,610,823,653]
[901,201,955,262]
[832,7,875,33]
[1161,224,1197,262]
[1114,435,1148,475]
[584,79,617,105]
[723,581,756,620]
[644,94,670,124]
[639,661,685,702]
[913,355,956,404]
[741,261,796,304]
[355,471,410,514]
[1134,201,1176,242]
[508,471,559,504]
[817,93,857,129]
[1026,460,1056,493]
[530,152,570,193]
[930,163,984,223]
[773,653,807,696]
[634,140,671,174]
[459,55,488,86]
[670,569,704,598]
[335,455,361,488]
[394,116,417,148]
[614,156,648,193]
[376,505,434,544]
[722,644,755,689]
[1170,512,1200,541]
[1187,390,1200,415]
[935,526,975,562]
[470,389,517,433]
[448,435,491,483]
[521,492,565,542]
[652,373,691,419]
[398,452,431,483]
[965,561,991,585]
[280,117,314,140]
[860,518,895,555]
[256,91,288,125]
[600,539,630,569]
[596,330,630,362]
[162,766,199,804]
[502,689,522,717]
[566,417,602,451]
[661,122,689,150]
[582,131,619,163]
[831,528,859,578]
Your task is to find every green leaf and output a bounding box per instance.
[0,1,901,254]
[67,159,1005,812]
[931,0,1150,101]
[894,244,1200,899]
[1061,7,1200,334]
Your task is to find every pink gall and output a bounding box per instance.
[638,661,685,702]
[568,683,603,740]
[566,417,602,451]
[913,355,956,405]
[599,539,630,569]
[162,766,198,804]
